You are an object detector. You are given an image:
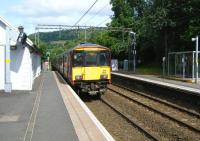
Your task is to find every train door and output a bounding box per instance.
[64,53,68,77]
[68,52,73,82]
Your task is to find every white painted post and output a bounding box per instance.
[182,54,185,79]
[192,36,199,83]
[192,51,194,81]
[5,27,12,93]
[195,36,198,83]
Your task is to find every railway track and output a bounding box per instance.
[111,83,200,118]
[101,85,200,140]
[101,97,160,141]
[107,84,200,134]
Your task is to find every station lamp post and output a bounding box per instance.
[192,35,199,83]
[130,31,136,73]
[46,51,50,71]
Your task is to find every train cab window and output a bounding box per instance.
[73,52,83,66]
[85,51,98,66]
[99,52,110,66]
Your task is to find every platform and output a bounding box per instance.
[0,71,114,141]
[112,72,200,95]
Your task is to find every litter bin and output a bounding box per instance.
[123,60,128,71]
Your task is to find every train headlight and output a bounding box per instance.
[75,75,83,80]
[100,74,108,79]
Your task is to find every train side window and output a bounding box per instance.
[73,52,83,66]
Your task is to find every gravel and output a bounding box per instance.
[84,97,152,141]
[104,89,200,141]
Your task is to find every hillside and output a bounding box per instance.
[29,29,79,43]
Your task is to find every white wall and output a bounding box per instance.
[0,21,6,45]
[31,53,41,80]
[0,46,5,90]
[0,21,6,90]
[0,18,41,91]
[35,54,41,78]
[31,53,36,80]
[11,47,32,90]
[37,55,41,77]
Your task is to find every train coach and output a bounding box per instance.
[52,43,111,96]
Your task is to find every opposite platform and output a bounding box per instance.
[112,72,200,95]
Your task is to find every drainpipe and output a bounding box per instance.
[4,26,12,93]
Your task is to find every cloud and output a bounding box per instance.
[10,0,112,21]
[7,0,113,34]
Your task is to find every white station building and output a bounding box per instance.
[0,17,41,92]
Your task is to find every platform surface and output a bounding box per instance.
[0,72,79,141]
[0,71,114,141]
[112,72,200,95]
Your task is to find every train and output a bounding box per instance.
[52,43,111,96]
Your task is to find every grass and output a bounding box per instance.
[135,64,162,75]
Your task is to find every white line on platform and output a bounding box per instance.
[23,75,44,141]
[54,72,115,141]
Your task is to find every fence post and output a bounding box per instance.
[162,57,166,76]
[192,51,194,81]
[175,54,177,77]
[167,53,169,76]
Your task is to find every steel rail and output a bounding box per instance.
[111,83,200,119]
[107,87,200,134]
[101,97,160,141]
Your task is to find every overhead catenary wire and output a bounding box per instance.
[96,17,111,27]
[82,3,109,25]
[73,0,98,27]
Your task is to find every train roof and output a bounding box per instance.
[54,43,110,58]
[63,43,109,53]
[73,42,109,50]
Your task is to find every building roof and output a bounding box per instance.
[0,16,40,54]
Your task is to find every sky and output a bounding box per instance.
[0,0,113,34]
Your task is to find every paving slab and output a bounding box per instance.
[0,72,78,141]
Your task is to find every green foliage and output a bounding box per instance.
[135,64,162,75]
[29,30,77,43]
[109,0,200,64]
[30,0,200,67]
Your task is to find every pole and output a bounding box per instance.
[38,31,40,48]
[133,43,136,73]
[130,31,136,73]
[85,26,87,42]
[195,36,199,83]
[77,26,80,39]
[47,56,50,71]
[167,53,169,76]
[5,27,12,93]
[35,28,37,44]
[162,57,166,76]
[182,54,185,79]
[192,51,194,81]
[175,54,177,77]
[59,26,61,39]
